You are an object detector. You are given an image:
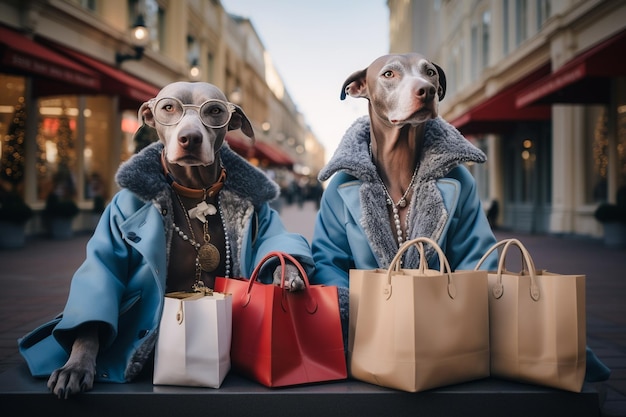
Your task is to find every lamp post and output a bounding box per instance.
[116,15,150,66]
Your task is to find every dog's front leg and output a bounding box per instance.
[47,324,99,399]
[272,263,305,291]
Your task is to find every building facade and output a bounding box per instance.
[388,0,626,238]
[0,0,324,236]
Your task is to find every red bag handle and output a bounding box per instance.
[243,251,317,313]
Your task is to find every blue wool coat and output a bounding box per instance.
[311,116,498,289]
[310,116,610,383]
[18,142,313,383]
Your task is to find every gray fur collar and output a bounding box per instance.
[319,116,485,183]
[319,116,486,268]
[115,141,278,278]
[115,141,279,206]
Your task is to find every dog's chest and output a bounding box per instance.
[167,192,227,292]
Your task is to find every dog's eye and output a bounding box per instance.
[383,70,394,78]
[426,68,436,77]
[162,104,175,113]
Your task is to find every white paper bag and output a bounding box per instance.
[153,291,232,388]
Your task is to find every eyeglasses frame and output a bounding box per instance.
[148,97,237,129]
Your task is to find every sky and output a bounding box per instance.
[220,0,389,162]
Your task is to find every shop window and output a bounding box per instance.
[37,97,79,202]
[83,96,116,208]
[0,75,27,197]
[37,95,119,207]
[618,103,626,191]
[586,106,609,203]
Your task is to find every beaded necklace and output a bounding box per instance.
[370,143,418,247]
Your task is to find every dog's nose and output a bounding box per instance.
[416,83,436,102]
[177,128,203,149]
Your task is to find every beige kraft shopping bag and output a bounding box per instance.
[153,289,232,388]
[475,238,586,392]
[348,237,490,392]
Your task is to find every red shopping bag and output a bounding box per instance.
[214,251,346,387]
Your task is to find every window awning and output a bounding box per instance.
[449,64,551,135]
[516,29,626,107]
[254,140,295,167]
[226,133,255,157]
[41,42,160,110]
[0,25,100,91]
[226,134,294,167]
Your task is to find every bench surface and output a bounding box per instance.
[0,364,599,417]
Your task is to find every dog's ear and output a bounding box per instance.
[341,68,368,100]
[433,63,447,101]
[131,101,160,151]
[138,101,156,127]
[229,105,255,141]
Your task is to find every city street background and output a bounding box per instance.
[0,200,624,415]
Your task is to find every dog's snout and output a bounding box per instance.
[177,128,203,149]
[417,83,437,102]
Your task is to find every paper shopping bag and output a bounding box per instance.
[349,237,490,392]
[153,289,232,388]
[475,238,586,392]
[214,251,346,387]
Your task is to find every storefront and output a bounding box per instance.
[0,24,159,235]
[449,65,553,233]
[516,29,626,230]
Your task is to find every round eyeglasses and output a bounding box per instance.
[149,97,236,128]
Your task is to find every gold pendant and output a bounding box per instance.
[198,243,220,272]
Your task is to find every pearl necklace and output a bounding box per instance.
[173,194,231,287]
[370,143,418,247]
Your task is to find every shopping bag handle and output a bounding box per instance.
[386,237,456,300]
[246,251,317,313]
[474,239,540,301]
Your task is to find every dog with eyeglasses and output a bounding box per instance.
[19,82,311,398]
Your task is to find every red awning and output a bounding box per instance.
[226,133,254,157]
[516,29,626,107]
[225,134,294,167]
[0,25,100,91]
[41,41,160,109]
[254,140,294,167]
[449,64,551,135]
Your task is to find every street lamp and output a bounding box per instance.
[189,58,201,80]
[116,15,150,66]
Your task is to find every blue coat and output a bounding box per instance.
[18,142,313,383]
[311,116,498,288]
[309,116,610,383]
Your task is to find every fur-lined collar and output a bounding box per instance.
[319,116,486,269]
[319,115,486,184]
[115,141,279,206]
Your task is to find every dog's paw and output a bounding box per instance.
[272,263,305,291]
[47,333,98,399]
[47,360,96,399]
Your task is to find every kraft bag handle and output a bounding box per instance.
[474,238,540,301]
[244,251,317,313]
[386,237,456,300]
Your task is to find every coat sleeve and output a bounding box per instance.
[440,166,498,271]
[52,190,146,351]
[310,175,354,288]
